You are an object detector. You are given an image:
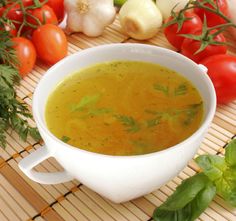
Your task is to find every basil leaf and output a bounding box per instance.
[195,155,226,181]
[159,173,208,210]
[153,173,216,221]
[215,167,236,207]
[196,140,236,207]
[225,139,236,167]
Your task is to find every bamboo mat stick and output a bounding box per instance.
[52,202,84,221]
[72,191,115,221]
[0,174,37,217]
[66,193,103,221]
[0,195,21,221]
[122,201,150,221]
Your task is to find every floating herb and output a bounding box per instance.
[146,102,202,126]
[145,110,179,122]
[70,94,100,112]
[183,102,202,125]
[88,108,113,116]
[115,115,140,133]
[146,117,160,128]
[154,83,188,97]
[174,83,187,96]
[132,140,149,148]
[153,84,169,96]
[61,135,71,143]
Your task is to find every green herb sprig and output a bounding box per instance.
[0,24,40,147]
[153,139,236,221]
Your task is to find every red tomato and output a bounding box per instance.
[0,7,5,16]
[32,24,68,65]
[5,4,23,30]
[194,0,229,27]
[200,55,236,104]
[22,0,34,6]
[27,5,58,27]
[164,11,203,50]
[5,25,17,36]
[12,37,36,77]
[181,30,227,63]
[44,0,65,22]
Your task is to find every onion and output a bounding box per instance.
[156,0,189,20]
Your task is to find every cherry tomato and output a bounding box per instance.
[164,11,203,50]
[32,24,68,65]
[0,7,5,16]
[181,30,227,63]
[22,0,34,6]
[44,0,65,22]
[194,0,229,27]
[200,55,236,104]
[12,37,36,77]
[5,4,23,30]
[4,25,17,36]
[27,5,58,27]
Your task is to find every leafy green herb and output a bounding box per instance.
[0,27,40,147]
[196,139,236,207]
[70,94,100,112]
[146,117,160,128]
[145,109,178,121]
[145,102,202,126]
[115,115,140,133]
[174,84,187,96]
[61,136,71,143]
[225,139,236,167]
[88,108,112,116]
[153,139,236,221]
[153,173,216,221]
[132,140,149,149]
[153,84,169,96]
[153,83,188,97]
[183,103,202,125]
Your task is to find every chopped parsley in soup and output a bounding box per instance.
[45,61,203,156]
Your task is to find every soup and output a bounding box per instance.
[45,61,203,156]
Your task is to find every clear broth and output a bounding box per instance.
[45,61,203,156]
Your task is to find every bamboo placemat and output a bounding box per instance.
[1,17,236,221]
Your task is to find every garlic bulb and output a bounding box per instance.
[156,0,189,20]
[119,0,163,40]
[64,0,116,37]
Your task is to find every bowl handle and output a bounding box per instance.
[18,146,73,184]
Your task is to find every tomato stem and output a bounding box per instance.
[16,1,43,37]
[33,0,42,8]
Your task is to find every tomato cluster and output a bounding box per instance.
[164,0,236,104]
[1,0,67,77]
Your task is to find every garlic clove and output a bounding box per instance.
[65,11,83,34]
[82,15,106,36]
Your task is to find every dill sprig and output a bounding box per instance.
[0,22,41,148]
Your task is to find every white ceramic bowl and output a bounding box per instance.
[19,43,216,203]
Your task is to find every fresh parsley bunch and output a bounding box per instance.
[0,22,40,147]
[153,139,236,221]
